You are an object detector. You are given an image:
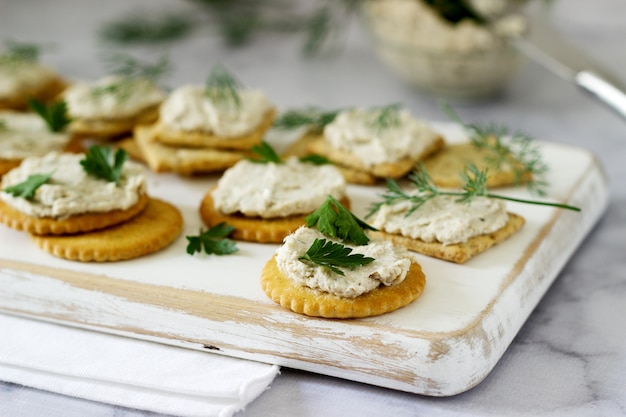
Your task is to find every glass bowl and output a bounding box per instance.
[361,0,525,99]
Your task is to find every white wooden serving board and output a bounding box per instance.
[0,124,608,396]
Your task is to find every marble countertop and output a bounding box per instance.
[1,0,625,416]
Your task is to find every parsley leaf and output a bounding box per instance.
[299,238,374,276]
[305,195,376,246]
[27,99,71,133]
[80,146,128,184]
[248,141,282,164]
[186,223,238,256]
[2,172,53,199]
[299,154,330,165]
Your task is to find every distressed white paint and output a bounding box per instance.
[0,126,608,396]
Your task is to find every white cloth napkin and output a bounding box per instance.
[0,314,279,417]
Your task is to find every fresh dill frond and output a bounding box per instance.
[441,100,549,195]
[91,53,170,101]
[368,103,402,132]
[306,195,377,246]
[205,64,242,111]
[368,163,581,217]
[299,238,375,276]
[99,13,194,45]
[273,107,341,133]
[1,40,42,62]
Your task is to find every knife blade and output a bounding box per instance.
[508,1,626,121]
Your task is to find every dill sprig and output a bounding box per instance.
[99,13,194,45]
[205,64,242,111]
[299,238,375,276]
[273,107,341,133]
[441,101,549,195]
[368,103,402,132]
[368,164,580,218]
[92,53,170,101]
[0,40,44,69]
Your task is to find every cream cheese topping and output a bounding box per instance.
[64,76,165,119]
[0,152,146,218]
[369,194,509,245]
[323,108,440,167]
[0,59,57,98]
[0,112,71,159]
[212,157,346,218]
[159,85,271,137]
[276,227,412,298]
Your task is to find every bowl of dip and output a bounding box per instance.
[361,0,526,99]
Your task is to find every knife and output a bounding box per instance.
[508,1,626,121]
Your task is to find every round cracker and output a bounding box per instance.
[260,255,426,319]
[199,187,351,243]
[0,193,149,235]
[31,198,182,262]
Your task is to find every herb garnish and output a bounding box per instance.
[305,195,377,246]
[186,223,238,256]
[249,141,282,164]
[99,13,193,45]
[92,53,170,101]
[367,163,581,218]
[368,103,402,132]
[299,238,374,276]
[3,172,53,199]
[442,101,548,195]
[0,120,7,131]
[205,64,241,111]
[272,107,341,133]
[0,40,42,65]
[80,146,128,184]
[299,154,331,165]
[27,99,71,133]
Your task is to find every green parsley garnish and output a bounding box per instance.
[205,64,242,111]
[80,146,128,184]
[249,141,283,164]
[441,101,549,195]
[2,172,53,199]
[305,195,377,246]
[367,163,581,218]
[298,154,331,165]
[186,223,238,256]
[27,99,71,133]
[299,238,374,276]
[272,107,340,133]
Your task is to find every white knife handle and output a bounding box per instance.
[576,71,626,122]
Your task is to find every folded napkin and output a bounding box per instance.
[0,314,279,417]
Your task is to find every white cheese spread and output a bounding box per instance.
[368,194,509,245]
[0,112,71,159]
[212,157,346,218]
[323,108,440,167]
[63,76,165,119]
[0,59,57,99]
[1,152,146,218]
[159,85,271,137]
[276,227,412,298]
